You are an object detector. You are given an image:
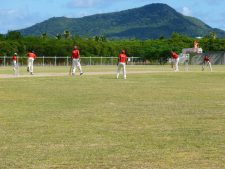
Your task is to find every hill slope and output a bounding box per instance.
[18,3,225,39]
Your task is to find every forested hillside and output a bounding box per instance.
[17,3,225,39]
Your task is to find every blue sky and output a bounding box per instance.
[0,0,225,34]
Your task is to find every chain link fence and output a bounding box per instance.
[191,52,225,65]
[0,56,143,66]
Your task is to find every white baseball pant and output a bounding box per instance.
[117,62,126,79]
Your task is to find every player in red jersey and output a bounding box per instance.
[27,51,37,75]
[116,50,128,79]
[70,45,83,76]
[12,53,17,72]
[202,55,212,72]
[171,51,179,72]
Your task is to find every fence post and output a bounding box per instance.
[224,52,225,65]
[43,56,45,66]
[67,56,68,67]
[55,56,57,66]
[101,56,102,65]
[3,56,6,67]
[90,56,91,65]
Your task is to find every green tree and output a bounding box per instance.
[6,31,22,40]
[41,32,48,39]
[56,33,62,40]
[64,30,71,39]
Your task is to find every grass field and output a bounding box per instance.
[0,65,225,169]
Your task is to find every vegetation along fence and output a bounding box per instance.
[1,53,225,66]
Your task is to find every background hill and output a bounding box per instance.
[17,3,225,39]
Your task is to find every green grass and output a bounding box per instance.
[0,66,225,169]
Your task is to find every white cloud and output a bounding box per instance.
[181,6,191,16]
[0,8,44,33]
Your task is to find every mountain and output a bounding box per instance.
[17,3,225,39]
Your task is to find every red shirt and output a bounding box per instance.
[71,49,80,59]
[27,52,36,59]
[12,55,17,61]
[204,56,210,62]
[171,52,179,59]
[118,53,127,63]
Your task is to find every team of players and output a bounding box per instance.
[170,41,212,72]
[10,44,212,78]
[10,45,128,79]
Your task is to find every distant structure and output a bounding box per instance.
[182,40,203,54]
[179,40,203,70]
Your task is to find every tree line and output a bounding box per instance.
[1,31,225,63]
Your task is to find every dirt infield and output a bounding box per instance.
[0,70,167,79]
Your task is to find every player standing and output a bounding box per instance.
[202,55,212,72]
[116,50,127,79]
[183,53,190,71]
[27,51,37,75]
[12,53,18,73]
[70,45,83,76]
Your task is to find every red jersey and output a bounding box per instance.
[27,52,36,59]
[204,56,210,62]
[118,53,127,63]
[12,55,17,61]
[171,52,179,59]
[71,49,80,59]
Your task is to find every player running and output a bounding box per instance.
[70,45,83,76]
[116,50,128,79]
[27,51,37,75]
[171,51,179,72]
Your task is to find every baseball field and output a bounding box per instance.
[0,65,225,169]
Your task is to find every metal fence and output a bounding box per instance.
[0,56,144,66]
[191,52,225,65]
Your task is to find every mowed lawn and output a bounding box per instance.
[0,65,225,169]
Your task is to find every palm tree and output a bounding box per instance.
[209,32,217,39]
[41,32,48,39]
[205,32,217,39]
[56,33,62,40]
[63,30,71,39]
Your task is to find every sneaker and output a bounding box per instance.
[80,72,84,76]
[30,72,34,75]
